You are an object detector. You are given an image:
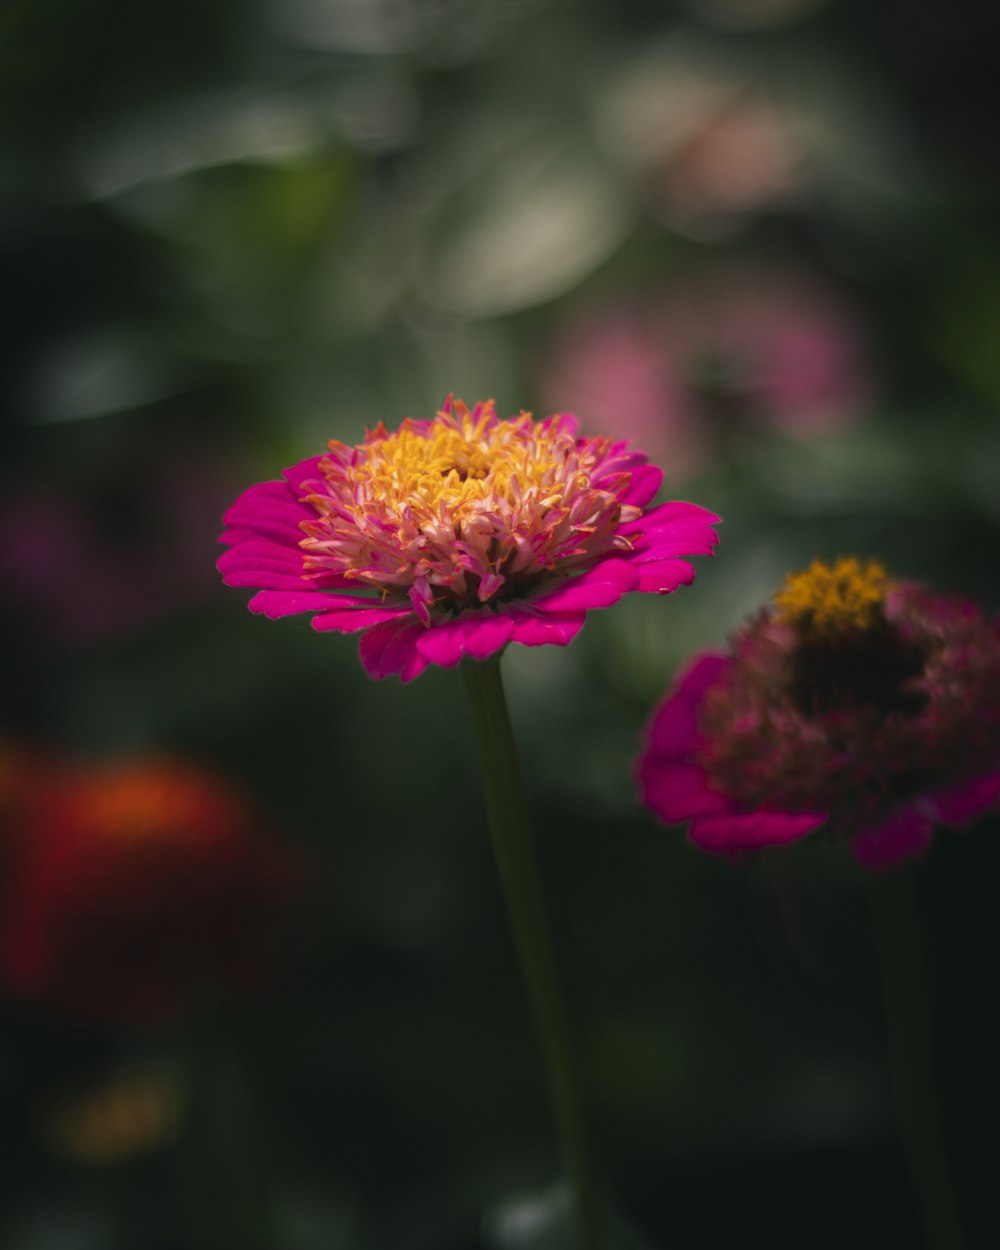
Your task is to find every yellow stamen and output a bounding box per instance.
[346,405,601,527]
[773,557,889,636]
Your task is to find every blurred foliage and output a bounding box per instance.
[1,0,999,1247]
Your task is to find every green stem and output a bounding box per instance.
[462,653,602,1250]
[870,869,965,1250]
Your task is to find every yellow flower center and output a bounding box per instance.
[773,557,889,637]
[298,399,639,611]
[343,408,597,525]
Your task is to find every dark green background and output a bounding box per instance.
[2,1,998,1246]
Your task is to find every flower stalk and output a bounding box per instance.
[462,653,602,1250]
[870,869,966,1250]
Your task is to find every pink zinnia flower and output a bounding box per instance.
[637,558,1000,869]
[218,397,719,682]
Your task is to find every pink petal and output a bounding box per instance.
[622,464,663,508]
[639,762,734,822]
[530,559,640,612]
[312,605,413,633]
[689,809,825,853]
[219,516,305,549]
[358,616,428,682]
[633,559,695,594]
[504,605,587,648]
[219,568,315,591]
[928,772,1000,826]
[415,610,516,667]
[217,543,353,592]
[249,590,369,619]
[544,412,580,439]
[644,654,730,757]
[675,653,730,701]
[851,805,935,870]
[620,500,722,535]
[224,479,296,506]
[281,456,327,493]
[223,572,325,590]
[222,482,312,545]
[218,540,304,571]
[633,526,720,560]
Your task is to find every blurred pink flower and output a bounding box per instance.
[596,46,810,238]
[654,271,872,436]
[636,558,1000,869]
[650,94,805,232]
[539,309,703,476]
[218,397,719,682]
[539,271,871,476]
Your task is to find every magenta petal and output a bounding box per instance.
[217,541,354,592]
[689,809,825,853]
[463,615,517,660]
[414,623,468,667]
[219,563,350,592]
[622,463,662,508]
[219,515,305,549]
[530,560,640,612]
[633,559,695,594]
[620,500,722,534]
[639,762,734,822]
[504,605,586,648]
[312,604,412,633]
[398,651,429,683]
[218,540,304,571]
[358,616,427,681]
[928,772,1000,826]
[248,589,367,619]
[219,568,313,590]
[851,805,935,870]
[219,553,302,578]
[644,654,729,757]
[634,525,720,560]
[281,456,327,493]
[415,611,516,667]
[224,479,296,508]
[222,483,312,545]
[674,653,730,702]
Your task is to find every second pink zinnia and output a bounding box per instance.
[637,558,1000,869]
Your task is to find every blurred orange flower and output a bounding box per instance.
[0,753,307,1029]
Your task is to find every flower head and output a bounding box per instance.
[0,756,306,1028]
[637,559,1000,869]
[219,398,719,681]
